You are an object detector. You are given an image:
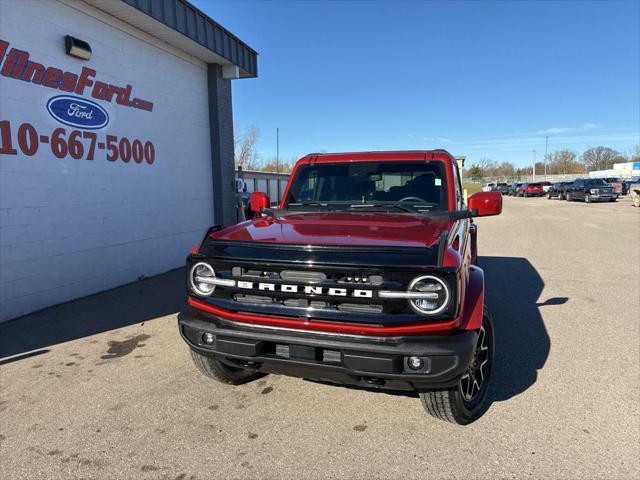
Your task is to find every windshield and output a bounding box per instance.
[585,179,608,186]
[285,161,448,211]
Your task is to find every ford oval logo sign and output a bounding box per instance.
[46,95,109,130]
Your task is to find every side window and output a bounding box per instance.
[452,163,463,208]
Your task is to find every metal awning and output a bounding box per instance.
[85,0,258,77]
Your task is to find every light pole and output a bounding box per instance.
[276,127,279,174]
[532,149,537,181]
[544,135,548,178]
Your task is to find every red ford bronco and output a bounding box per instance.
[179,150,502,424]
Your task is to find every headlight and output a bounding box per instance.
[189,262,217,296]
[407,275,450,315]
[590,189,599,194]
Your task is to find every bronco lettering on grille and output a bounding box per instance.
[236,281,373,298]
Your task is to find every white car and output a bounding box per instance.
[482,182,496,192]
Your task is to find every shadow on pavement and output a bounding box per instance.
[0,268,186,360]
[311,256,558,405]
[481,256,558,402]
[2,257,559,408]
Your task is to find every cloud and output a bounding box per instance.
[536,123,601,135]
[449,131,639,153]
[540,127,572,134]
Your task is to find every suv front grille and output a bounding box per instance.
[189,257,456,325]
[234,294,384,314]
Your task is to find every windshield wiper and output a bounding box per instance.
[287,202,330,207]
[347,202,423,213]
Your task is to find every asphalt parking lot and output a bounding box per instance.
[1,196,639,479]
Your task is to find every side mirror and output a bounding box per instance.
[250,192,270,213]
[468,191,502,217]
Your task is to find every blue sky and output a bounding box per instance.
[194,0,640,167]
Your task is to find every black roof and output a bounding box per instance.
[122,0,257,77]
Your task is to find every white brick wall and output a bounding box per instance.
[0,0,215,320]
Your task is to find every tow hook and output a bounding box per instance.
[241,361,261,369]
[362,377,385,386]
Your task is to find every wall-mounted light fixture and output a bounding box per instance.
[65,35,92,61]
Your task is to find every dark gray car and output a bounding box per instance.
[565,178,617,203]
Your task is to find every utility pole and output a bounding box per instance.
[276,128,279,174]
[532,149,537,181]
[544,135,548,178]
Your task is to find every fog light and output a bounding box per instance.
[202,333,215,345]
[408,356,424,370]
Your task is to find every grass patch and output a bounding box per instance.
[463,183,483,195]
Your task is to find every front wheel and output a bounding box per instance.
[419,309,494,425]
[585,194,591,203]
[190,350,265,385]
[566,192,572,201]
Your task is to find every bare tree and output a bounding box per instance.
[477,157,496,172]
[261,156,296,174]
[631,145,640,162]
[234,126,261,170]
[494,161,516,177]
[548,150,582,174]
[581,146,619,171]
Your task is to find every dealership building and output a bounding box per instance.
[587,161,640,179]
[0,0,257,321]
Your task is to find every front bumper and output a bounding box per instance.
[590,193,617,201]
[178,307,477,391]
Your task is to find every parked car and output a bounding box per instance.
[540,181,552,193]
[180,150,503,425]
[623,177,640,195]
[547,181,572,200]
[519,182,544,197]
[508,182,522,196]
[482,182,496,192]
[602,177,624,196]
[630,183,640,207]
[565,178,616,203]
[495,182,510,195]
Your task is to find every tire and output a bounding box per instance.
[609,198,616,203]
[585,194,591,203]
[565,192,571,201]
[419,308,494,425]
[558,192,564,200]
[547,193,552,199]
[633,195,640,208]
[190,349,265,385]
